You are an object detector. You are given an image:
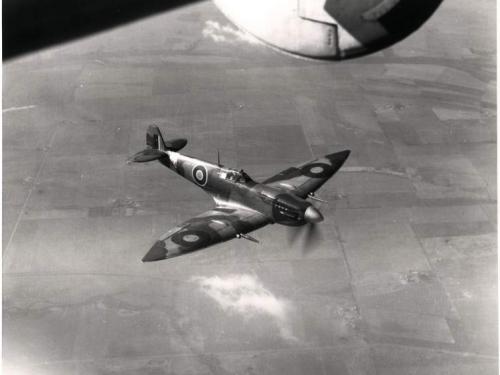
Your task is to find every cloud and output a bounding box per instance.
[191,274,296,341]
[202,20,261,45]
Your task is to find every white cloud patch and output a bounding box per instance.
[202,20,261,45]
[191,274,296,341]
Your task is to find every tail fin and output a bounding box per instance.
[128,125,188,164]
[147,125,187,152]
[147,125,166,151]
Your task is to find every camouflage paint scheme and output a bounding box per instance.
[130,126,350,261]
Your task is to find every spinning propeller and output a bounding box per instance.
[288,197,325,252]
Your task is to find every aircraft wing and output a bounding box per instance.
[263,150,350,198]
[142,206,270,262]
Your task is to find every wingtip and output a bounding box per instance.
[337,149,351,159]
[326,149,351,165]
[320,150,350,177]
[142,241,168,262]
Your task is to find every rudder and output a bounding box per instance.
[146,125,166,151]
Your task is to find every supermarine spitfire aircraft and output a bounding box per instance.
[129,126,350,262]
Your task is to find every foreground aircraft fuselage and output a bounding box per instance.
[129,125,350,261]
[5,0,442,60]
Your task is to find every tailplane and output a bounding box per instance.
[128,125,188,163]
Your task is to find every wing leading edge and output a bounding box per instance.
[263,150,350,198]
[142,206,270,262]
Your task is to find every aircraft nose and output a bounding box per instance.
[304,206,323,224]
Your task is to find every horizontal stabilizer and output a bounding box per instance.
[128,149,166,163]
[165,138,187,152]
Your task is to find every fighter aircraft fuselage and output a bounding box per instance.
[158,151,320,227]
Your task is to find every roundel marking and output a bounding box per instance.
[310,166,324,174]
[172,230,211,250]
[192,165,208,186]
[183,234,200,243]
[195,170,204,181]
[300,162,333,178]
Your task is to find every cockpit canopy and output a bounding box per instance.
[218,168,253,183]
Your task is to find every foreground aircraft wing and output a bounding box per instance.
[142,206,270,262]
[263,150,350,198]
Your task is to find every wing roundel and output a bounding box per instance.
[142,207,270,262]
[263,150,350,198]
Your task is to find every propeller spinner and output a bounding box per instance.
[304,205,323,224]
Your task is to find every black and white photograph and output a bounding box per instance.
[2,0,497,374]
